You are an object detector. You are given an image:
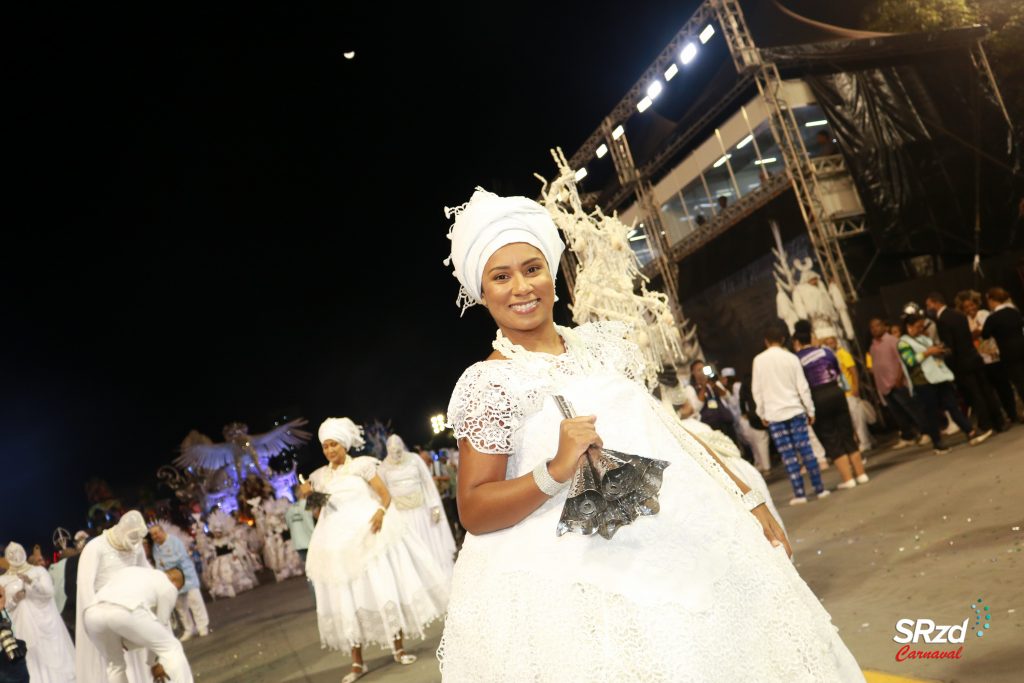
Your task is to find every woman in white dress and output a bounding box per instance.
[436,188,864,682]
[251,497,305,582]
[3,543,75,683]
[204,510,257,599]
[377,434,457,579]
[306,418,448,683]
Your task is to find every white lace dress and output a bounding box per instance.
[305,456,449,651]
[378,453,457,581]
[439,322,864,683]
[7,566,75,683]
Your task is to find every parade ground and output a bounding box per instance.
[185,428,1024,683]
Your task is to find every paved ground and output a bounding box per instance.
[185,427,1023,683]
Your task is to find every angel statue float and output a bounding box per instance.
[168,419,312,513]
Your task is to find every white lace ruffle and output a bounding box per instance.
[447,321,644,455]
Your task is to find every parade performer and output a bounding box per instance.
[436,188,864,682]
[250,497,304,582]
[83,566,193,683]
[149,522,209,641]
[2,543,75,683]
[75,511,154,683]
[204,511,257,599]
[378,434,457,579]
[306,418,448,683]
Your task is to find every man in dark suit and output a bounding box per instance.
[925,292,1005,440]
[982,286,1024,422]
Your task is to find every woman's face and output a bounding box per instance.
[480,242,554,335]
[322,439,347,466]
[961,299,978,317]
[907,319,926,337]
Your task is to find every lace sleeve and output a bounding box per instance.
[350,456,380,481]
[446,362,523,455]
[577,321,648,386]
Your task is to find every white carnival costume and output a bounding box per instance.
[305,418,448,652]
[205,510,257,599]
[378,435,457,580]
[75,511,155,683]
[3,543,75,683]
[250,497,304,582]
[437,188,864,682]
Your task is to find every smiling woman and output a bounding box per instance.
[436,188,866,683]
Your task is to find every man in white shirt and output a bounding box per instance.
[82,566,193,683]
[751,322,829,505]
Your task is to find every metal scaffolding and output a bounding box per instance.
[562,0,867,319]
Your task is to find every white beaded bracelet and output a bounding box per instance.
[532,460,569,497]
[741,488,766,511]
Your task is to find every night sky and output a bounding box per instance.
[3,2,864,545]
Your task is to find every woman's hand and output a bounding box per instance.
[752,504,792,558]
[431,507,441,525]
[549,416,603,483]
[369,509,385,534]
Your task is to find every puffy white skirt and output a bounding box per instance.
[438,373,864,683]
[307,500,449,650]
[390,504,456,580]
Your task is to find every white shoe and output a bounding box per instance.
[816,490,831,499]
[942,420,961,436]
[855,474,870,484]
[891,438,914,450]
[393,649,417,665]
[836,479,857,490]
[341,662,369,683]
[968,429,993,446]
[178,631,194,643]
[198,628,209,637]
[789,497,808,505]
[917,435,931,447]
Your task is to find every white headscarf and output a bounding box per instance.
[318,417,365,451]
[444,187,565,313]
[4,542,28,574]
[815,325,839,339]
[103,510,147,552]
[385,434,409,465]
[799,269,822,285]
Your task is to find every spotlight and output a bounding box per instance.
[736,134,753,149]
[637,96,653,113]
[664,64,678,81]
[680,43,697,65]
[612,125,625,140]
[574,167,589,181]
[596,143,608,159]
[699,25,715,44]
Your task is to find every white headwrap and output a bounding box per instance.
[799,269,822,285]
[385,434,409,464]
[103,510,147,552]
[444,187,565,314]
[815,325,839,339]
[4,542,28,574]
[318,417,365,451]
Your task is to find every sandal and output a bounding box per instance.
[341,662,368,683]
[393,648,417,665]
